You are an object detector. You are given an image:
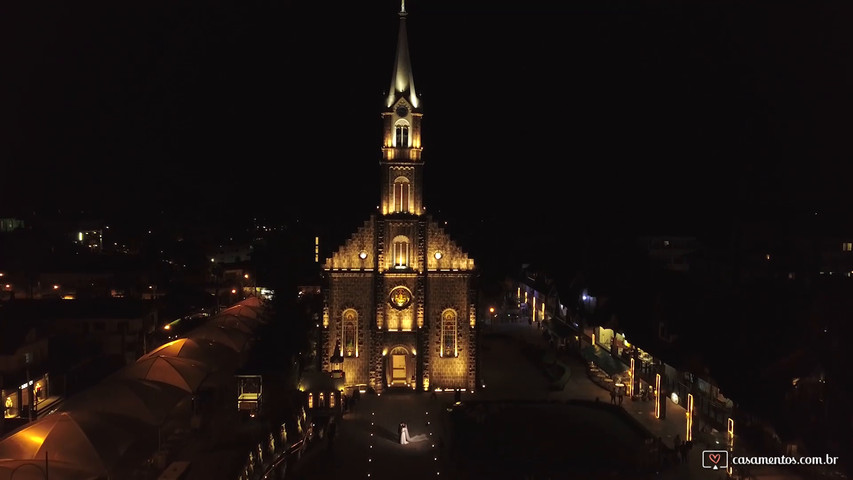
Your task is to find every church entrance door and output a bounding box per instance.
[390,347,408,386]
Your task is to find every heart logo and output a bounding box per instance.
[709,453,720,464]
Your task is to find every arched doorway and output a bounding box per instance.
[388,346,409,387]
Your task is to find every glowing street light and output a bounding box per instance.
[686,393,694,442]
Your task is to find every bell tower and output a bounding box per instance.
[380,1,424,217]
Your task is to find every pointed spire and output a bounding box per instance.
[386,1,418,108]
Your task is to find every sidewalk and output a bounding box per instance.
[35,395,64,417]
[488,322,809,480]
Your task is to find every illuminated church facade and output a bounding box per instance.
[321,4,478,394]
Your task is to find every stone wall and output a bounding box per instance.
[426,273,474,389]
[325,273,374,387]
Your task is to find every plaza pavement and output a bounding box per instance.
[498,321,811,480]
[288,321,814,480]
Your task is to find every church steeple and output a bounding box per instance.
[386,0,418,109]
[379,1,424,217]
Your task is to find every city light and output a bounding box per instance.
[655,374,661,419]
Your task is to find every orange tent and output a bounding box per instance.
[187,324,250,353]
[210,314,257,334]
[222,304,261,320]
[0,459,100,480]
[59,377,190,426]
[0,411,150,477]
[119,356,209,393]
[237,296,263,308]
[141,337,239,371]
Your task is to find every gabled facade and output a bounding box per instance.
[321,4,477,393]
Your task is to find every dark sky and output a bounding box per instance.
[2,0,852,256]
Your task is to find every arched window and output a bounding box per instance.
[308,393,313,409]
[393,177,411,213]
[441,309,457,357]
[342,309,358,357]
[395,121,410,147]
[391,235,411,269]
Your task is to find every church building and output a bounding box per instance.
[321,3,478,394]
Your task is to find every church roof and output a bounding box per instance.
[386,1,419,109]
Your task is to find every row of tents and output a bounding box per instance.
[0,296,268,480]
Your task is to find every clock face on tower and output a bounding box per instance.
[395,105,409,117]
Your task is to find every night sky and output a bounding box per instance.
[2,0,852,260]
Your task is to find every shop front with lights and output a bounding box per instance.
[2,372,50,419]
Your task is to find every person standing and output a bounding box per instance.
[673,434,682,464]
[328,417,337,450]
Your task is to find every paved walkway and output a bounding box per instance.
[127,320,819,480]
[284,322,738,480]
[288,390,450,480]
[493,321,811,480]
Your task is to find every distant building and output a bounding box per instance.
[74,228,104,252]
[210,244,254,265]
[0,218,25,233]
[0,298,157,422]
[637,236,700,273]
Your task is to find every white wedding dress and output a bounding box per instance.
[400,426,426,445]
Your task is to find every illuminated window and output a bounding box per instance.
[843,242,852,252]
[329,393,335,408]
[342,309,358,357]
[441,309,457,357]
[393,177,411,213]
[319,393,325,408]
[308,393,313,409]
[392,235,411,268]
[395,124,410,147]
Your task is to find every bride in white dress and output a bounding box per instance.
[400,423,427,444]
